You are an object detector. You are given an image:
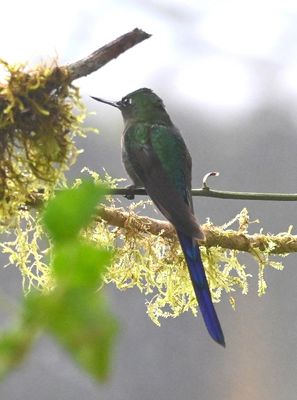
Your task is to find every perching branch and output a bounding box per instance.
[99,206,297,254]
[26,188,297,254]
[66,28,151,81]
[111,187,297,201]
[109,187,297,201]
[110,173,297,201]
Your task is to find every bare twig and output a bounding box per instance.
[66,28,151,81]
[109,187,297,201]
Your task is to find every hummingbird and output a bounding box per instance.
[91,88,225,346]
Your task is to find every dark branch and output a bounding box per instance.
[109,187,297,201]
[66,28,151,81]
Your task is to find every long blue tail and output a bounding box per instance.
[177,231,225,346]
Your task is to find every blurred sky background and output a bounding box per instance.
[1,1,297,399]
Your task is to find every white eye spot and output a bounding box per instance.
[123,97,132,105]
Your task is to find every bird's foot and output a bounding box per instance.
[124,184,137,200]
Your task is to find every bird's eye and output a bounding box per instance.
[122,97,132,106]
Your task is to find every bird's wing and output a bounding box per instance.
[125,123,204,239]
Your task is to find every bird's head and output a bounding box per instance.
[91,88,172,125]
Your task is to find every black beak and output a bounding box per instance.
[90,96,121,109]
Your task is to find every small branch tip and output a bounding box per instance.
[202,171,220,189]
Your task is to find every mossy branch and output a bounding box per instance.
[24,185,297,255]
[99,205,297,255]
[1,177,291,330]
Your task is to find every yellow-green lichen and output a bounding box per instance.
[0,210,53,293]
[102,211,253,325]
[0,174,289,326]
[93,201,287,325]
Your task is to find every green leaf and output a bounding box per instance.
[26,289,118,380]
[50,291,117,380]
[0,325,36,378]
[53,243,112,289]
[43,181,108,242]
[0,180,118,381]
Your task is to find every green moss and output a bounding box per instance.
[0,60,86,224]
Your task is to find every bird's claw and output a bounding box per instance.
[124,185,136,200]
